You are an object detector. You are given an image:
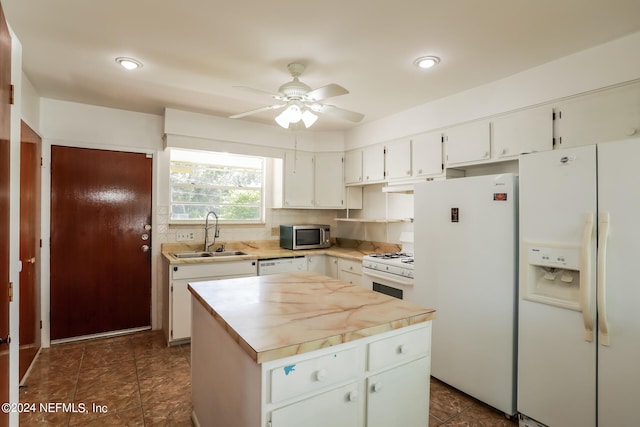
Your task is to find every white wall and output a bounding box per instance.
[20,73,39,134]
[346,31,640,149]
[164,108,345,154]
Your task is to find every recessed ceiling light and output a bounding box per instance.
[414,56,440,69]
[115,57,143,70]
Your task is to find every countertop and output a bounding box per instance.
[188,272,436,364]
[162,239,401,264]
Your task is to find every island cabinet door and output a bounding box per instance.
[270,382,362,427]
[366,357,430,427]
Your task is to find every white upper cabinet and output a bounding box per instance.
[554,82,640,148]
[314,152,345,208]
[362,144,386,183]
[278,151,344,209]
[444,120,491,166]
[283,151,315,208]
[412,131,444,178]
[492,105,553,158]
[385,139,412,181]
[344,149,363,184]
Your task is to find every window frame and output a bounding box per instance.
[168,149,267,225]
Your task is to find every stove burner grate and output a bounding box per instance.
[369,252,413,259]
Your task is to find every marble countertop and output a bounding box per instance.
[162,239,400,264]
[188,272,436,364]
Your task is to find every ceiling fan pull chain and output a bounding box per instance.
[293,132,298,172]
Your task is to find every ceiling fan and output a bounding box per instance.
[229,63,365,129]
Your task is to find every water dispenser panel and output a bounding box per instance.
[522,242,582,311]
[528,246,580,270]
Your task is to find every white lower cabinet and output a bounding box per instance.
[326,256,339,278]
[337,258,362,285]
[270,382,362,427]
[306,254,327,276]
[264,323,432,427]
[366,357,430,427]
[165,260,257,344]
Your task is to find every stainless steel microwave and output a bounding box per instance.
[280,225,331,250]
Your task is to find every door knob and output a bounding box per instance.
[144,224,152,231]
[0,336,10,345]
[141,245,150,252]
[141,233,149,241]
[27,257,36,264]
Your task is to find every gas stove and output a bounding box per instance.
[362,252,414,280]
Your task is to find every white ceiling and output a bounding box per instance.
[3,0,640,132]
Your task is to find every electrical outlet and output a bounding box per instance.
[176,230,194,241]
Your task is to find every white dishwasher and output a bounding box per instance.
[258,257,307,276]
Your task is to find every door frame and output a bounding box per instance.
[40,142,159,347]
[19,121,42,380]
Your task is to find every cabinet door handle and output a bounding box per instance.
[347,391,359,402]
[372,382,383,393]
[398,344,408,354]
[315,369,327,381]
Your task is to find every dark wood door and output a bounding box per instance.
[19,122,41,380]
[50,146,152,340]
[0,3,11,426]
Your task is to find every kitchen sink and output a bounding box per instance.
[171,251,249,259]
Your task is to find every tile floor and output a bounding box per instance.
[19,330,517,426]
[429,378,518,426]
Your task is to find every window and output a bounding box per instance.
[169,149,265,223]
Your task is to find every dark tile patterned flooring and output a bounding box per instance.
[429,378,518,426]
[19,330,517,426]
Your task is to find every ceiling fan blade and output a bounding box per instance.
[314,104,364,122]
[233,86,285,100]
[229,104,286,119]
[305,84,349,102]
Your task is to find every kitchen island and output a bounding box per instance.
[188,272,436,427]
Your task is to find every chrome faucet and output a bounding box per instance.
[203,210,220,252]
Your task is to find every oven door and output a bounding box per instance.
[362,268,414,300]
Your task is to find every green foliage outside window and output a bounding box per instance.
[169,150,264,222]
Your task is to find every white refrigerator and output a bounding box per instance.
[518,138,640,427]
[413,173,518,416]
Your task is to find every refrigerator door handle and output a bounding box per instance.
[580,212,595,342]
[597,212,611,346]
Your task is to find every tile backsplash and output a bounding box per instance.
[155,207,339,245]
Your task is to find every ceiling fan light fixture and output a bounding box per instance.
[414,56,440,69]
[301,110,318,128]
[275,104,313,129]
[275,111,291,128]
[115,57,143,70]
[287,104,303,123]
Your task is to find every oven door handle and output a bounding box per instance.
[362,270,414,287]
